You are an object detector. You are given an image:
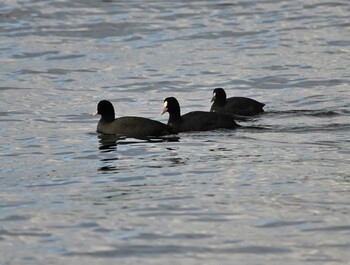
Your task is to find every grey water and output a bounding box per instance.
[1,0,350,264]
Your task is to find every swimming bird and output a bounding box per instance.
[161,97,240,133]
[94,100,174,137]
[210,88,265,116]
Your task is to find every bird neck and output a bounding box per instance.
[168,108,182,124]
[218,93,227,104]
[101,112,115,123]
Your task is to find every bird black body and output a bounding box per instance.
[161,97,240,133]
[95,100,174,137]
[210,88,265,116]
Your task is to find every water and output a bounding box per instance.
[1,0,350,264]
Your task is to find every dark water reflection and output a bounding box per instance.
[1,0,350,264]
[98,134,180,150]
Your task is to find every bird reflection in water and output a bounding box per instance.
[98,134,180,151]
[97,134,180,173]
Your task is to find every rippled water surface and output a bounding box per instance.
[1,0,350,264]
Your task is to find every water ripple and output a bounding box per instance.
[1,0,350,264]
[65,244,291,257]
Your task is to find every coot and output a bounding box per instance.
[94,100,174,137]
[210,88,265,116]
[161,97,240,133]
